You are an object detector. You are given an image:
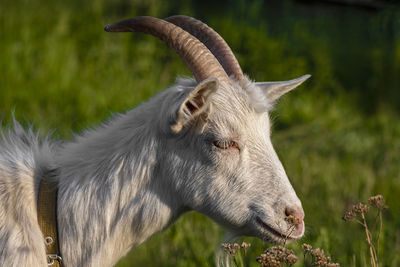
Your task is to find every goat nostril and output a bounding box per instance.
[284,206,304,224]
[285,208,291,217]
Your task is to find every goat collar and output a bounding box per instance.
[37,175,63,267]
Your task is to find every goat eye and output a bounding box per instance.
[213,140,238,150]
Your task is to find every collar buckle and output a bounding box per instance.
[47,254,62,266]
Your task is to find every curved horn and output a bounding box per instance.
[165,15,243,80]
[104,16,230,84]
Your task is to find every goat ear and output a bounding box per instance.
[256,74,311,103]
[171,78,218,133]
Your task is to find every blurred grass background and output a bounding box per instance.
[1,0,400,266]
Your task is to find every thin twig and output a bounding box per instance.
[376,210,383,265]
[361,211,377,267]
[283,225,296,247]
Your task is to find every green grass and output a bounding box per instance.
[1,0,399,266]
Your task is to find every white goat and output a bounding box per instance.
[0,16,310,267]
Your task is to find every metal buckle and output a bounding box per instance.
[47,254,62,266]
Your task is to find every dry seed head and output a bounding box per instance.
[221,243,230,250]
[285,215,300,225]
[312,247,324,257]
[286,254,298,264]
[303,246,340,267]
[343,202,369,222]
[368,194,388,210]
[342,210,356,222]
[221,242,243,257]
[256,246,297,267]
[302,243,313,252]
[241,242,251,255]
[353,202,369,214]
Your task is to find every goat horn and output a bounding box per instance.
[165,15,243,80]
[104,16,230,84]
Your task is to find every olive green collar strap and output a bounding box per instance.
[37,176,63,267]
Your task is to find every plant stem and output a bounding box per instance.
[361,211,377,267]
[376,210,382,265]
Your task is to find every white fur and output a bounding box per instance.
[0,76,304,266]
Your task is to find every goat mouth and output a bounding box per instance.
[254,216,295,242]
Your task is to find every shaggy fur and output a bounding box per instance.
[0,77,305,266]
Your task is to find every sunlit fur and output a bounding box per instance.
[0,76,303,266]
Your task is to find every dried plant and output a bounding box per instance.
[221,242,251,267]
[302,243,340,267]
[222,202,343,267]
[240,242,251,255]
[255,215,338,267]
[283,215,300,246]
[256,246,298,267]
[222,195,388,267]
[222,243,241,257]
[342,194,388,267]
[254,213,300,266]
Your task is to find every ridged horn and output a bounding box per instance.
[104,16,230,84]
[165,15,243,80]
